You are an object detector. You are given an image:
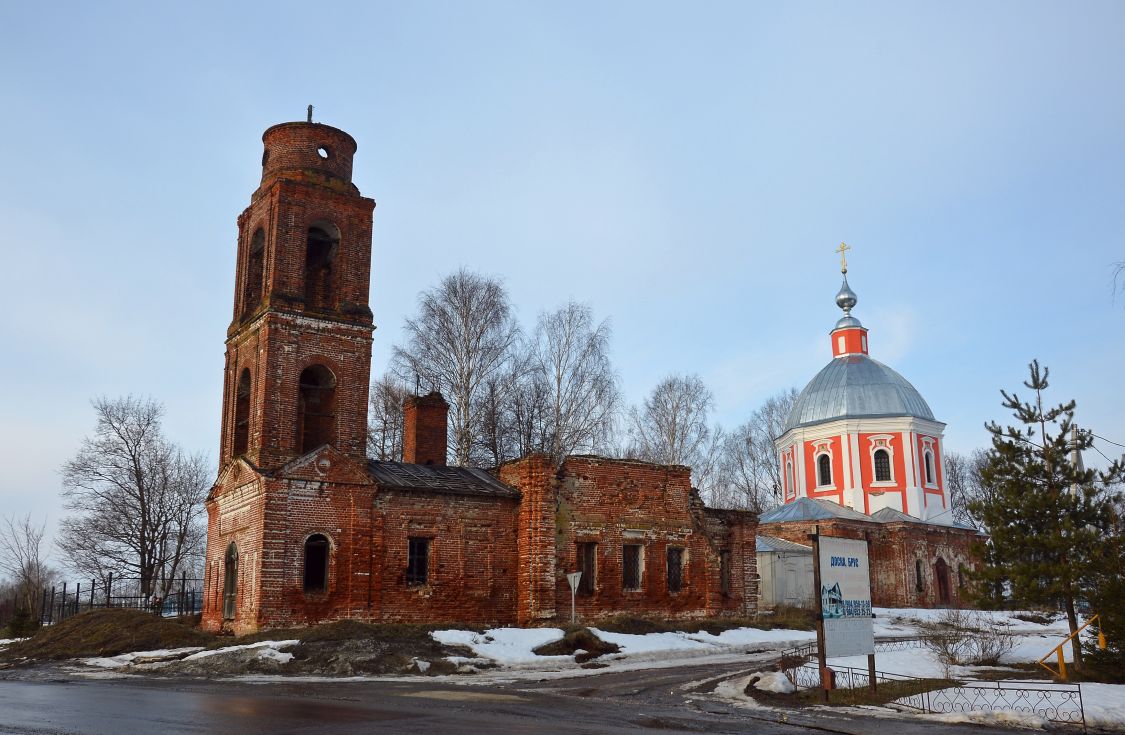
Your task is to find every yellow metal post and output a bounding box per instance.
[1056,648,1067,681]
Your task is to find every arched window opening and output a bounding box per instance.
[873,449,891,482]
[242,228,266,318]
[934,558,951,604]
[233,369,251,456]
[297,365,336,453]
[222,543,238,620]
[915,559,925,593]
[303,534,329,593]
[304,223,339,311]
[785,461,794,497]
[924,450,936,485]
[817,454,832,486]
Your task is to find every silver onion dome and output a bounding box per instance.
[835,276,858,316]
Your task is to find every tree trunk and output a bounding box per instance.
[1064,591,1083,671]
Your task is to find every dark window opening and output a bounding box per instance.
[924,451,936,485]
[873,449,891,482]
[407,538,430,585]
[576,542,597,596]
[304,225,338,311]
[242,228,265,317]
[958,564,967,590]
[915,559,925,593]
[667,547,684,593]
[233,369,251,456]
[935,557,951,605]
[303,534,329,592]
[720,550,732,596]
[622,544,642,591]
[222,542,238,620]
[817,454,832,486]
[297,365,336,453]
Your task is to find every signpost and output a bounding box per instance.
[566,572,582,625]
[809,527,876,699]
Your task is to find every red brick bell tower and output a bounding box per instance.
[203,119,378,633]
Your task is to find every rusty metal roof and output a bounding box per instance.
[367,460,520,499]
[756,535,813,554]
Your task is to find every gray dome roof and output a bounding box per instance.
[784,354,934,431]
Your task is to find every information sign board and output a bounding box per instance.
[817,536,874,658]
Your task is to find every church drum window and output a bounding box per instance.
[622,544,642,591]
[785,461,794,496]
[233,369,251,456]
[303,534,329,593]
[576,542,597,596]
[304,223,339,311]
[406,537,430,586]
[222,542,238,620]
[873,449,891,482]
[242,228,266,318]
[667,547,684,593]
[817,454,832,486]
[924,450,936,485]
[297,365,336,453]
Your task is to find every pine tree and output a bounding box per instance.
[969,360,1123,670]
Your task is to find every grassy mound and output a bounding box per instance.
[533,628,620,662]
[2,609,212,660]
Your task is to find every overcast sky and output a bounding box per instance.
[2,1,1123,546]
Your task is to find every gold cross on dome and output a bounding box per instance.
[835,242,851,273]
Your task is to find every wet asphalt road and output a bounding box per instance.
[0,662,1024,735]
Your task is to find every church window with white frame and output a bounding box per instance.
[873,449,892,483]
[816,453,832,487]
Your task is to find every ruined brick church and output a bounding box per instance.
[200,121,758,633]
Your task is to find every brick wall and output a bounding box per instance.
[759,518,981,608]
[402,392,449,466]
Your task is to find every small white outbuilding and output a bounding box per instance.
[756,534,814,609]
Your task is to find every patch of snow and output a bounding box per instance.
[81,646,205,668]
[710,674,767,709]
[0,638,28,647]
[413,658,430,673]
[923,710,1048,729]
[1078,683,1125,730]
[431,628,567,665]
[181,640,299,661]
[750,671,796,694]
[256,647,293,664]
[589,629,713,655]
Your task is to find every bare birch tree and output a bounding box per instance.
[710,388,798,511]
[367,373,408,461]
[945,448,992,527]
[526,301,619,464]
[628,374,721,487]
[0,514,53,614]
[59,396,209,599]
[392,269,521,466]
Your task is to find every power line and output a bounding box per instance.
[1091,432,1125,450]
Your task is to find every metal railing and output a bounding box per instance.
[37,574,204,626]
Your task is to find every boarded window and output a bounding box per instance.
[222,543,238,620]
[817,454,832,486]
[304,224,338,310]
[297,365,336,453]
[720,550,732,596]
[622,544,642,591]
[873,449,891,482]
[242,228,266,317]
[303,534,329,592]
[406,538,430,586]
[576,542,596,596]
[233,368,251,456]
[667,547,684,593]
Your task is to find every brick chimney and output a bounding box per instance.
[403,391,449,466]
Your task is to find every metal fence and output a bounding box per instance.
[36,574,204,626]
[780,639,1087,732]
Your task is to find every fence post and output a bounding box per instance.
[105,572,113,607]
[74,583,81,616]
[89,580,95,611]
[180,572,187,616]
[40,587,48,625]
[48,586,56,625]
[60,583,67,623]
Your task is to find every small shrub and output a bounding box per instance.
[920,609,1016,674]
[1012,611,1056,626]
[3,608,39,638]
[533,628,620,662]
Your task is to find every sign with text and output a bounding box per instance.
[818,536,874,658]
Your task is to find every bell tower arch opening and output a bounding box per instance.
[233,368,251,456]
[242,228,266,318]
[298,364,337,454]
[304,221,340,312]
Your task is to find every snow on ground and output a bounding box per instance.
[82,646,205,669]
[181,640,299,663]
[0,638,27,648]
[923,710,1049,729]
[431,628,568,665]
[1079,684,1125,731]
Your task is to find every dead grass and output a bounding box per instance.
[532,628,620,662]
[1,609,213,661]
[752,677,958,708]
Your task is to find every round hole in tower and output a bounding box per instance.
[317,146,330,160]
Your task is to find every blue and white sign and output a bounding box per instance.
[818,536,874,658]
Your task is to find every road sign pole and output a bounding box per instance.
[566,572,582,626]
